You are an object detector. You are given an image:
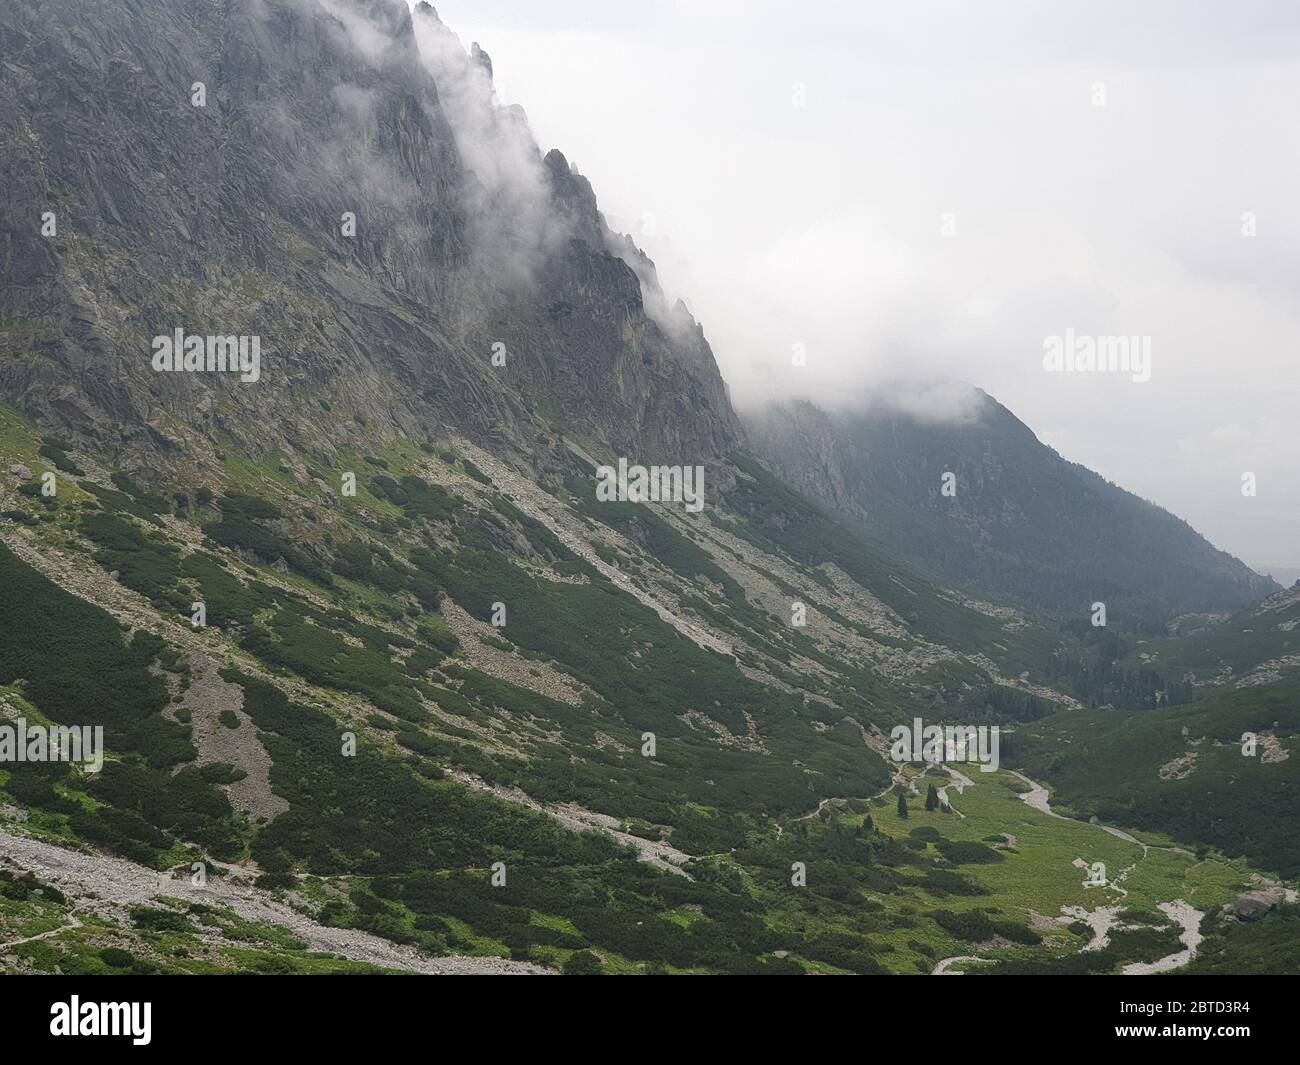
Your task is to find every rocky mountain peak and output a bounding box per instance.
[0,0,743,481]
[470,41,494,80]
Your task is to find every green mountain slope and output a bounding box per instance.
[4,406,1291,974]
[1008,683,1300,877]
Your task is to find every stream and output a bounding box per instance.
[931,768,1205,975]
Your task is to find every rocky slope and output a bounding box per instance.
[744,390,1276,624]
[0,0,740,485]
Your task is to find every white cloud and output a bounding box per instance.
[419,0,1300,566]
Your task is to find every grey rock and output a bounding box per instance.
[0,0,741,480]
[744,392,1277,620]
[1230,889,1282,921]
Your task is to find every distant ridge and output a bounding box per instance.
[744,387,1277,624]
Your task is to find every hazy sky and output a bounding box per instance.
[420,0,1300,571]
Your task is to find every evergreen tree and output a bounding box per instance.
[925,783,939,811]
[897,792,908,819]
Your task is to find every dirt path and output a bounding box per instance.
[793,797,839,823]
[0,828,550,975]
[932,954,993,975]
[0,909,84,951]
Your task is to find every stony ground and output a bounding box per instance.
[0,828,550,975]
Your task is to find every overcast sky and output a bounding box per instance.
[421,0,1300,573]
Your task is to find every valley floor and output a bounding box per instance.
[840,762,1264,976]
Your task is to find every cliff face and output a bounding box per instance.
[0,0,741,477]
[745,389,1277,621]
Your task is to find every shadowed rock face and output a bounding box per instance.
[743,390,1277,621]
[0,0,741,477]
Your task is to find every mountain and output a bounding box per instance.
[743,390,1277,626]
[0,0,738,476]
[1259,565,1300,588]
[1121,580,1300,691]
[0,0,1295,977]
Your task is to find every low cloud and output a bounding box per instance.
[410,5,568,285]
[431,0,1300,566]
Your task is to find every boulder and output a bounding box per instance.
[1230,889,1282,921]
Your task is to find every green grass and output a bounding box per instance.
[1008,683,1300,877]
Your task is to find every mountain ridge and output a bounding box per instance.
[743,387,1276,624]
[0,0,741,486]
